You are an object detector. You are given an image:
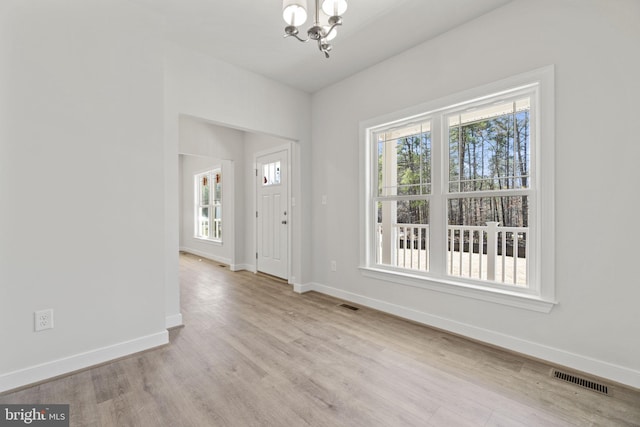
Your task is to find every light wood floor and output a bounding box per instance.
[2,252,639,426]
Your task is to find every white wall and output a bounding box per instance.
[0,1,167,391]
[164,44,312,329]
[179,116,245,159]
[309,0,640,388]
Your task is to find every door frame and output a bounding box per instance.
[254,143,292,282]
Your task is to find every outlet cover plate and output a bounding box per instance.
[35,309,54,331]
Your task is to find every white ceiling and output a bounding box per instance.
[134,0,513,93]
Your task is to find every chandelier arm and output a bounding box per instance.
[284,32,310,43]
[324,21,342,39]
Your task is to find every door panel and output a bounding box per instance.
[256,150,288,279]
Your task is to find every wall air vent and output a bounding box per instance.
[552,369,609,395]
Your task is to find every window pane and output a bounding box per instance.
[262,161,281,186]
[448,99,530,193]
[274,161,281,184]
[376,122,431,197]
[446,196,528,286]
[214,171,222,202]
[200,175,210,205]
[376,199,430,271]
[214,219,222,240]
[447,195,528,227]
[198,207,210,238]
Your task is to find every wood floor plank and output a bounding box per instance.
[1,252,639,426]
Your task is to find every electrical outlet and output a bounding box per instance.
[331,260,337,271]
[35,309,54,331]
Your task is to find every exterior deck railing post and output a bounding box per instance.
[486,222,500,281]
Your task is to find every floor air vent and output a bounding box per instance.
[552,369,609,395]
[339,303,359,311]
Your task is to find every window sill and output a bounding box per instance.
[359,266,556,313]
[194,237,222,246]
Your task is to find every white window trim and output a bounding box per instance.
[194,167,222,243]
[359,66,556,313]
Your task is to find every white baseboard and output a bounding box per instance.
[179,248,255,273]
[300,282,640,389]
[165,313,183,329]
[230,264,255,273]
[179,247,231,266]
[293,282,314,293]
[0,331,168,394]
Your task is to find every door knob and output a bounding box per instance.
[282,220,287,225]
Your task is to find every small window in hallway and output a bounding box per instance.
[195,168,222,241]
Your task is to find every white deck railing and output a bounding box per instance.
[376,222,528,286]
[376,223,430,271]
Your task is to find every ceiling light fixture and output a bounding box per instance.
[282,0,348,58]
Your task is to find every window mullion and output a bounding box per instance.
[367,134,377,267]
[429,115,446,276]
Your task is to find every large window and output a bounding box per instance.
[362,68,555,311]
[195,169,222,242]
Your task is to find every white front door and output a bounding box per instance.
[256,149,288,279]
